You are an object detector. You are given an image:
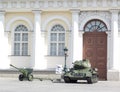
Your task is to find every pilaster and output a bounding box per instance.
[0,11,10,69]
[70,9,82,63]
[32,10,46,69]
[107,10,120,81]
[110,10,119,70]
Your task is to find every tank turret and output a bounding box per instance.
[73,59,91,69]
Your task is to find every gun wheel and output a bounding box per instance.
[19,74,24,81]
[28,74,33,81]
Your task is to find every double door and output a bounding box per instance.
[83,32,107,80]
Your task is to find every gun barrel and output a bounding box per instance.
[10,64,19,70]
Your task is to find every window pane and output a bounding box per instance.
[58,43,64,56]
[50,43,56,56]
[50,33,57,41]
[96,21,100,26]
[50,24,65,56]
[90,26,95,31]
[87,23,91,28]
[91,21,95,26]
[84,27,89,32]
[15,25,28,32]
[14,33,20,41]
[14,25,29,56]
[102,27,107,31]
[99,23,104,28]
[84,20,107,32]
[51,24,65,32]
[14,43,20,55]
[59,33,65,41]
[22,33,28,41]
[22,43,28,55]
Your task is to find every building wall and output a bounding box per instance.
[0,0,120,80]
[5,12,34,68]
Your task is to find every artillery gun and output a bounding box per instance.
[61,59,98,84]
[10,64,33,81]
[10,64,58,82]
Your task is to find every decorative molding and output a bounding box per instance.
[6,16,33,32]
[42,15,71,30]
[32,10,42,14]
[70,9,80,13]
[0,10,5,15]
[0,0,120,11]
[110,9,120,31]
[109,9,120,13]
[66,30,72,32]
[118,14,120,31]
[79,11,111,31]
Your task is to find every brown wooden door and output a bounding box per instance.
[83,32,107,80]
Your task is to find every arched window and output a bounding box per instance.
[50,24,65,56]
[14,25,28,56]
[84,20,107,32]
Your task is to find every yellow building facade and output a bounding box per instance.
[1,0,120,80]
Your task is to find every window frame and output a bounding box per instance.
[84,19,108,32]
[49,24,65,56]
[13,24,29,56]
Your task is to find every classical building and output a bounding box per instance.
[0,0,120,80]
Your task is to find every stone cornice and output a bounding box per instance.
[70,9,80,13]
[109,9,120,14]
[0,10,5,14]
[0,0,120,11]
[32,10,42,14]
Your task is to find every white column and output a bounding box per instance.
[71,10,82,62]
[33,10,46,69]
[110,10,120,70]
[107,10,120,81]
[106,31,111,69]
[0,11,9,69]
[79,31,84,60]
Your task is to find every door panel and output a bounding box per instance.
[83,32,107,80]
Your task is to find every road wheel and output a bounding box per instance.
[71,80,77,83]
[19,74,24,81]
[87,77,93,84]
[64,77,71,83]
[28,74,33,81]
[92,74,98,83]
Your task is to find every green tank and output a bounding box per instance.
[61,59,98,84]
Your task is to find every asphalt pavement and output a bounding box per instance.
[0,78,120,92]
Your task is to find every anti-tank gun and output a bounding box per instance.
[62,59,98,84]
[10,64,33,81]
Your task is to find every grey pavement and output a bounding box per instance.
[0,78,120,92]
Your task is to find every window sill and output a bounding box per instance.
[8,55,31,57]
[45,55,64,57]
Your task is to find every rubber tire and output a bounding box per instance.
[19,74,24,81]
[28,74,33,81]
[64,77,71,83]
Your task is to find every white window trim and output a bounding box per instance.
[12,24,29,56]
[48,24,65,56]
